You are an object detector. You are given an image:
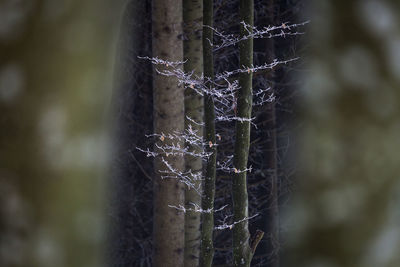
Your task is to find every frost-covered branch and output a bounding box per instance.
[254,87,275,106]
[138,56,187,67]
[217,156,253,174]
[215,213,259,230]
[208,20,309,51]
[215,57,299,81]
[168,203,228,214]
[160,157,202,194]
[137,125,212,159]
[186,115,205,126]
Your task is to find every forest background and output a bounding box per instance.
[1,0,400,267]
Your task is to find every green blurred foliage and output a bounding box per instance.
[284,0,400,266]
[0,0,124,266]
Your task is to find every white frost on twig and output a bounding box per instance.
[215,57,299,81]
[186,115,205,126]
[217,156,253,174]
[215,213,259,230]
[168,203,228,214]
[138,56,187,67]
[208,20,309,51]
[254,87,275,106]
[160,157,202,194]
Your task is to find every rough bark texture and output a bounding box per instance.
[183,0,204,266]
[232,0,254,266]
[152,1,185,266]
[200,0,217,266]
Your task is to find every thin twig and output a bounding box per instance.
[129,150,153,180]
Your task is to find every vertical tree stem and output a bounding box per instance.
[183,0,204,266]
[152,0,185,266]
[232,0,255,266]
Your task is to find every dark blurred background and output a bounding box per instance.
[284,0,400,267]
[0,0,124,266]
[1,0,400,266]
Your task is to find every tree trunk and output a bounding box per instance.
[109,0,153,265]
[183,1,204,266]
[232,0,255,266]
[200,0,217,266]
[152,1,185,266]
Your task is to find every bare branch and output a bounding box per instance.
[214,213,259,230]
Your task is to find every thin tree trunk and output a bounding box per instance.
[232,0,258,266]
[200,0,217,266]
[152,1,185,266]
[183,0,204,266]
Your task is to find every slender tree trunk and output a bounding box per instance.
[183,1,204,266]
[200,0,217,266]
[152,1,185,266]
[232,0,257,266]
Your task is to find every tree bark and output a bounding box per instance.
[232,0,255,266]
[152,1,185,266]
[183,1,204,266]
[200,0,217,266]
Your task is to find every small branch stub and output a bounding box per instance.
[250,229,264,254]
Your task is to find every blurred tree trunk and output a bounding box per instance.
[232,0,256,266]
[200,0,217,266]
[0,1,124,267]
[183,0,204,266]
[109,0,153,265]
[152,0,185,266]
